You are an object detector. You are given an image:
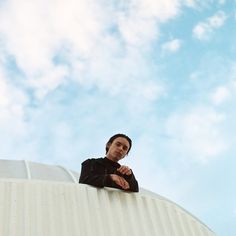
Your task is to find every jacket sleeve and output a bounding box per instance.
[79,159,139,192]
[79,159,113,188]
[123,171,139,192]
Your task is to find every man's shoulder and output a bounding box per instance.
[82,157,105,165]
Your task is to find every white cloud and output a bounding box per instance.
[117,14,158,47]
[184,0,195,7]
[193,23,208,40]
[208,11,227,28]
[0,0,106,97]
[0,0,188,163]
[183,0,216,9]
[0,65,30,158]
[28,65,69,100]
[0,0,185,103]
[132,0,180,21]
[165,106,227,163]
[218,0,225,5]
[161,39,182,53]
[193,11,227,40]
[0,66,28,121]
[210,86,231,105]
[209,63,236,106]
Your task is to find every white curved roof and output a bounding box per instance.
[0,159,215,236]
[0,159,79,182]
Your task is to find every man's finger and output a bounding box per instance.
[110,174,130,189]
[117,176,129,189]
[117,166,132,175]
[120,177,129,189]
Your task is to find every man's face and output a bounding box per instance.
[106,137,130,162]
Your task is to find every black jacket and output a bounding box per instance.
[79,157,139,192]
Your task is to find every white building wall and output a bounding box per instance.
[0,178,215,236]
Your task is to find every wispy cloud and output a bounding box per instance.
[0,70,29,159]
[0,0,183,104]
[193,11,227,40]
[165,106,227,163]
[0,0,188,164]
[0,65,28,121]
[209,62,236,106]
[161,39,182,53]
[184,0,218,9]
[210,86,231,105]
[218,0,226,5]
[0,2,235,234]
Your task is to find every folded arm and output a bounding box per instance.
[79,160,139,192]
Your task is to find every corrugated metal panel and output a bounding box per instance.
[0,179,215,236]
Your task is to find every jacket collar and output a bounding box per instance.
[103,157,120,168]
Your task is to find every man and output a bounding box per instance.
[79,134,139,192]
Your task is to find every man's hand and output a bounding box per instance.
[110,174,130,190]
[117,165,132,176]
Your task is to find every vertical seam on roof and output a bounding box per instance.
[23,160,32,180]
[58,166,77,183]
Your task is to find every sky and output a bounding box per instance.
[0,0,235,235]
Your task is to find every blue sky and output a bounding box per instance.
[0,0,235,235]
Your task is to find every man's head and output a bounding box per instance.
[106,134,132,162]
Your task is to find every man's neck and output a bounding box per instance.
[106,156,118,163]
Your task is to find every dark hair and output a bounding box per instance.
[106,134,132,154]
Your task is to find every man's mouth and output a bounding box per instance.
[115,151,122,156]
